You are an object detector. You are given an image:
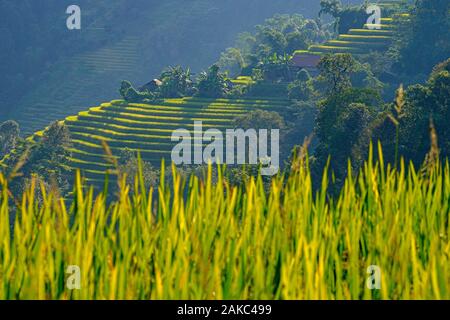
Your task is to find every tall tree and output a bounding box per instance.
[317,54,359,94]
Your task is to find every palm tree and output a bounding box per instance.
[159,66,194,98]
[197,65,230,98]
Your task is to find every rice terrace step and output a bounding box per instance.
[291,1,410,69]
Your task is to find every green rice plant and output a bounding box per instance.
[0,144,448,300]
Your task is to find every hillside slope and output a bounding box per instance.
[3,0,328,136]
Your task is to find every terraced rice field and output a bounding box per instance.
[297,17,399,57]
[11,36,141,136]
[292,1,410,62]
[49,97,288,185]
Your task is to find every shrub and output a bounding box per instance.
[119,80,154,103]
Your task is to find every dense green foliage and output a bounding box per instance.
[313,87,380,181]
[374,59,450,166]
[218,14,331,77]
[317,53,360,94]
[1,122,73,196]
[288,69,315,100]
